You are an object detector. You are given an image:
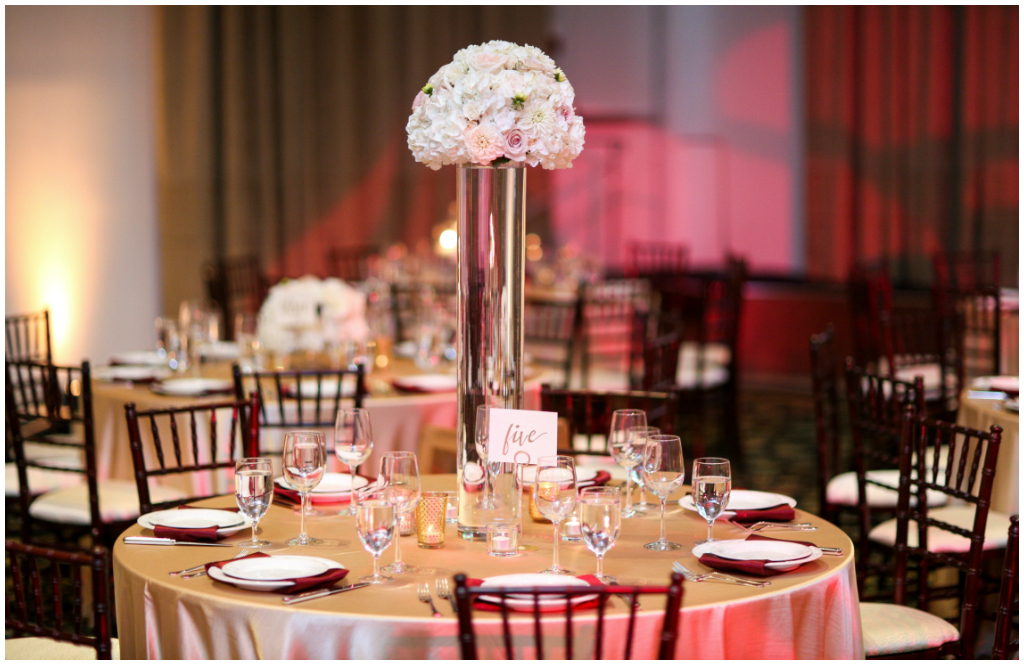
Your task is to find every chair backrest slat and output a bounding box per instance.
[992,515,1019,660]
[5,310,52,363]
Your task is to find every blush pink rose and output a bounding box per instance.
[503,128,529,161]
[468,52,508,74]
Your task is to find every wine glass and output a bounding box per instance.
[356,495,396,585]
[475,404,497,509]
[283,431,327,546]
[533,455,578,575]
[379,451,421,574]
[609,409,647,518]
[693,457,732,545]
[641,435,685,551]
[335,408,374,516]
[234,457,273,549]
[580,486,621,583]
[628,426,660,513]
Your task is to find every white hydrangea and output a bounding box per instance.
[407,41,584,170]
[257,276,369,354]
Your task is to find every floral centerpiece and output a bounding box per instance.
[257,276,369,355]
[406,40,585,170]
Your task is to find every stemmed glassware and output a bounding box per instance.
[475,404,496,509]
[356,493,396,585]
[693,457,732,545]
[628,426,660,513]
[641,434,686,551]
[379,451,421,574]
[234,457,273,549]
[335,408,374,516]
[609,409,647,518]
[579,486,621,583]
[533,455,578,575]
[283,431,327,546]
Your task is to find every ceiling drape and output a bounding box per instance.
[155,6,550,314]
[805,6,1018,286]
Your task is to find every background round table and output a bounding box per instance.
[957,388,1019,515]
[113,475,863,659]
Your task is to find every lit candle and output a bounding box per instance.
[492,535,512,551]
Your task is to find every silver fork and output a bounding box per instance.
[435,578,457,614]
[178,549,250,579]
[672,561,770,587]
[418,583,443,618]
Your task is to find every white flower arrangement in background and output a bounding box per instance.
[406,40,585,170]
[257,276,369,354]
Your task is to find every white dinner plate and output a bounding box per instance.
[679,489,797,516]
[275,473,369,503]
[705,539,813,563]
[692,540,822,572]
[137,509,246,536]
[109,350,168,366]
[222,556,331,581]
[390,374,457,393]
[199,341,241,360]
[520,466,599,485]
[971,376,1019,394]
[479,573,597,610]
[92,365,168,383]
[208,556,345,591]
[151,378,234,396]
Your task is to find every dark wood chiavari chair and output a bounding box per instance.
[809,326,845,523]
[326,245,378,282]
[844,361,926,596]
[5,309,52,364]
[232,364,367,461]
[204,255,269,340]
[539,384,678,462]
[847,262,893,371]
[992,514,1019,660]
[860,409,1004,659]
[453,571,684,660]
[5,541,114,660]
[625,240,689,280]
[524,291,583,390]
[124,394,260,514]
[579,279,651,389]
[932,250,1003,382]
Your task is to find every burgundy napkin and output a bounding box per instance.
[467,574,605,613]
[272,478,373,507]
[152,503,234,542]
[728,503,796,523]
[698,534,817,577]
[205,552,349,593]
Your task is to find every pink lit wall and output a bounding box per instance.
[551,7,805,274]
[5,6,161,363]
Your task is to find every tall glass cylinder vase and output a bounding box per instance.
[456,165,526,541]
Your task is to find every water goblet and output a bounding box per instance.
[475,404,497,509]
[379,451,421,574]
[609,409,647,518]
[534,455,578,575]
[356,496,396,585]
[283,431,327,546]
[580,486,621,583]
[335,408,374,516]
[693,457,732,545]
[627,426,660,513]
[234,457,273,549]
[641,435,685,551]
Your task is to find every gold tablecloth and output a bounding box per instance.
[957,389,1019,515]
[113,475,863,659]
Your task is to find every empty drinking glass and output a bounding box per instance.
[283,431,327,546]
[641,435,685,551]
[692,457,732,545]
[335,408,374,516]
[379,451,421,574]
[609,409,647,518]
[628,426,660,513]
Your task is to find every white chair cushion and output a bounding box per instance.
[680,341,731,368]
[28,481,188,525]
[676,364,729,389]
[868,505,1012,552]
[860,602,959,656]
[825,470,949,509]
[5,636,119,660]
[5,462,83,497]
[21,443,85,471]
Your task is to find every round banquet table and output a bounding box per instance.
[91,358,545,496]
[957,388,1019,515]
[113,475,863,659]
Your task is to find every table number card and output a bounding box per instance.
[487,408,558,464]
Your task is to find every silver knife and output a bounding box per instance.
[282,582,371,605]
[124,536,232,547]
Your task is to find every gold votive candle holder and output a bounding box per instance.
[416,492,448,548]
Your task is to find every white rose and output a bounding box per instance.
[497,70,526,99]
[468,51,508,74]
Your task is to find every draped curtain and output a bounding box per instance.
[155,6,550,313]
[805,6,1018,286]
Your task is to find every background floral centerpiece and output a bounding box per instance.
[406,40,585,170]
[257,276,369,355]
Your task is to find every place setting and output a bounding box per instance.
[150,377,235,396]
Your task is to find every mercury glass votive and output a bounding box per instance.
[416,492,448,549]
